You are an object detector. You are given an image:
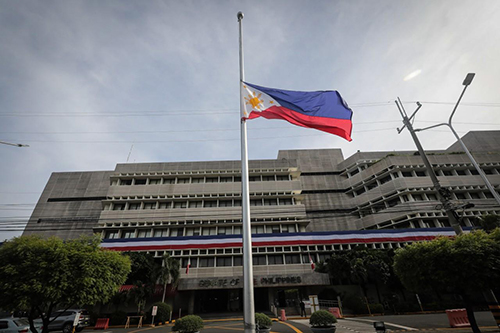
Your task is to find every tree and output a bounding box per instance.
[156,254,180,303]
[0,235,131,333]
[324,247,391,302]
[476,214,500,232]
[393,230,500,333]
[124,252,159,314]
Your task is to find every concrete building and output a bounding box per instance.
[24,130,500,313]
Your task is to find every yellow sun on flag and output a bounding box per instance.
[244,91,264,110]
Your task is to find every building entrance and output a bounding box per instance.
[195,289,242,313]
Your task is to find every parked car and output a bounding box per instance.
[0,317,43,333]
[45,310,90,333]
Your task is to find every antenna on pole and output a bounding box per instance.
[126,144,134,163]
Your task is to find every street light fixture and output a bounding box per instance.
[414,73,500,206]
[0,140,29,148]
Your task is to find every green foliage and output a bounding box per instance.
[172,315,204,333]
[342,295,367,314]
[255,313,272,329]
[125,252,158,285]
[109,311,128,325]
[326,247,393,296]
[156,254,180,302]
[149,302,172,323]
[393,230,500,294]
[309,310,337,327]
[476,214,500,232]
[0,235,131,333]
[368,303,384,314]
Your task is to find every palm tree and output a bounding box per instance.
[156,254,180,303]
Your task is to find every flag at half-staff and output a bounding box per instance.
[241,81,353,141]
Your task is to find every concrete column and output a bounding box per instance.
[188,291,195,314]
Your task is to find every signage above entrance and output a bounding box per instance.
[178,272,329,290]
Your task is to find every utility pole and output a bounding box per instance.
[396,97,500,329]
[395,98,463,235]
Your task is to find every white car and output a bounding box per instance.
[45,310,90,333]
[0,318,43,333]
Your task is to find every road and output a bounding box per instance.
[82,312,500,332]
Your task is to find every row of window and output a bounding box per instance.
[104,223,304,239]
[357,189,499,217]
[113,174,291,186]
[351,167,500,197]
[109,198,295,211]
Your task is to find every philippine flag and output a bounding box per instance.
[186,258,191,275]
[309,253,315,271]
[241,82,353,141]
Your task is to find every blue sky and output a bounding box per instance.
[1,0,500,240]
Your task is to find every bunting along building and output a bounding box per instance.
[23,130,500,314]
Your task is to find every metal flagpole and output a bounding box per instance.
[238,11,256,333]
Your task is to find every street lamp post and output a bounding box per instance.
[414,73,500,206]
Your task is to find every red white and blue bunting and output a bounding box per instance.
[100,227,468,252]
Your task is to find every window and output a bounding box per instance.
[120,179,132,186]
[202,227,216,236]
[252,255,266,265]
[216,257,232,267]
[218,227,227,235]
[113,203,125,211]
[442,170,453,176]
[170,228,183,237]
[470,192,481,199]
[163,178,175,184]
[402,171,412,177]
[122,230,135,238]
[199,257,215,267]
[251,226,264,234]
[455,193,466,199]
[233,226,242,234]
[470,169,479,175]
[234,176,242,182]
[206,177,218,183]
[250,199,263,206]
[234,256,243,266]
[485,191,494,198]
[137,230,151,238]
[129,203,141,210]
[249,176,260,182]
[264,199,277,206]
[282,225,296,233]
[484,169,493,175]
[270,225,280,234]
[276,175,289,181]
[159,202,171,209]
[0,321,8,329]
[204,200,217,208]
[268,254,284,265]
[379,175,391,184]
[135,179,147,185]
[416,171,426,177]
[220,177,232,183]
[456,170,467,176]
[105,231,119,239]
[149,178,161,185]
[154,229,168,237]
[191,177,204,183]
[355,188,366,195]
[177,178,190,184]
[234,200,242,207]
[427,194,437,201]
[285,254,301,264]
[279,198,293,205]
[174,201,187,209]
[262,175,275,181]
[190,201,203,208]
[413,194,423,201]
[186,228,201,236]
[182,258,197,268]
[144,202,156,209]
[219,200,232,207]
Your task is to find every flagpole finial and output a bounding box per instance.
[237,11,244,21]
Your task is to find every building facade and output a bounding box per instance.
[24,131,500,313]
